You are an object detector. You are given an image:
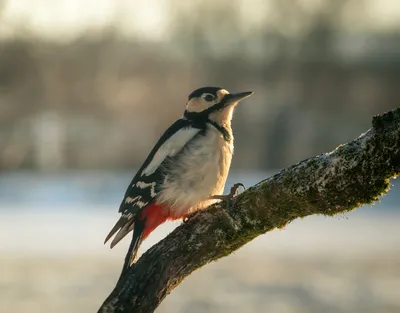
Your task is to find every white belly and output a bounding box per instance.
[156,125,233,218]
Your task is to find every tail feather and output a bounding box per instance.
[104,213,134,246]
[110,220,134,248]
[123,219,145,269]
[107,203,167,269]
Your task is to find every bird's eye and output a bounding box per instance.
[203,93,215,102]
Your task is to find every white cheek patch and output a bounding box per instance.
[142,128,200,176]
[186,98,209,113]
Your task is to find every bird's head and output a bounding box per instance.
[184,87,253,124]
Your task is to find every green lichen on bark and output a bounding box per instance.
[99,107,400,313]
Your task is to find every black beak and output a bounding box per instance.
[223,91,254,105]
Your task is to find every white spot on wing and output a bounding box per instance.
[125,195,142,204]
[136,181,157,197]
[125,195,148,208]
[136,201,147,208]
[142,127,200,176]
[122,212,134,219]
[125,196,136,204]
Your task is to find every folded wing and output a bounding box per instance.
[104,119,203,248]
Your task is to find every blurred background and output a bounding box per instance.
[1,0,400,312]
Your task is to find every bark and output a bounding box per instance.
[98,107,400,313]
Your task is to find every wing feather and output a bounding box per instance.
[141,127,201,176]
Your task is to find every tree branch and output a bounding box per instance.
[98,107,400,313]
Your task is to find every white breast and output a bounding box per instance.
[156,124,233,218]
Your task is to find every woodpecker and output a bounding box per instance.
[104,86,253,267]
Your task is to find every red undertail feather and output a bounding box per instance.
[140,203,170,240]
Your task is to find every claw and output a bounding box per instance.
[226,183,244,213]
[209,182,246,215]
[229,183,246,198]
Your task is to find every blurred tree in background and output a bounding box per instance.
[0,0,399,171]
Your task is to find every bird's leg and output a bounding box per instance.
[209,183,246,214]
[183,183,246,223]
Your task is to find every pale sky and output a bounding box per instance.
[0,0,399,41]
[0,0,170,40]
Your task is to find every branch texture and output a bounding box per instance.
[98,107,400,313]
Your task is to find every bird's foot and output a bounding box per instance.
[209,182,246,215]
